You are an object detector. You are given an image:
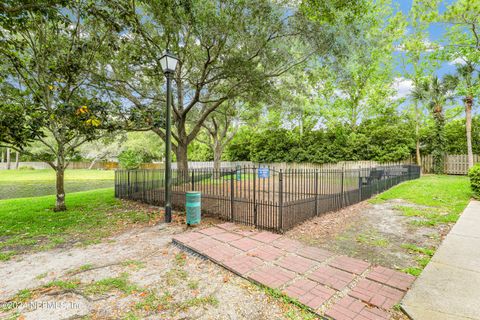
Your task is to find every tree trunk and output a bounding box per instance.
[15,151,20,169]
[432,108,445,174]
[6,148,11,170]
[1,149,4,163]
[213,141,223,179]
[213,145,222,172]
[465,96,474,169]
[175,142,189,183]
[54,166,67,211]
[415,101,421,166]
[416,140,421,166]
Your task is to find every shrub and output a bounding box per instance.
[118,150,143,170]
[468,163,480,198]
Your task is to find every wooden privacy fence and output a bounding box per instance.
[421,154,479,175]
[115,164,421,233]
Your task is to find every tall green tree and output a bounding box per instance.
[99,0,311,172]
[314,0,405,129]
[399,0,441,165]
[411,76,457,173]
[445,61,480,168]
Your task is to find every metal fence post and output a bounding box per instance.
[279,169,283,232]
[230,170,235,221]
[143,169,146,201]
[358,166,362,202]
[114,171,118,198]
[314,170,319,216]
[253,166,257,227]
[341,165,345,207]
[127,171,131,197]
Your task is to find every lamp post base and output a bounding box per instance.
[165,206,172,223]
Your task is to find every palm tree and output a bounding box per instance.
[411,76,456,174]
[444,61,479,169]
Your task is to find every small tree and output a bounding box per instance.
[0,1,119,211]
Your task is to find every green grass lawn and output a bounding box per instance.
[0,169,114,182]
[372,175,471,215]
[0,169,115,199]
[0,188,161,261]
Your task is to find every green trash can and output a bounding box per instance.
[186,191,201,225]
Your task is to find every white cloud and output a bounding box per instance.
[394,38,443,53]
[449,57,467,66]
[392,77,413,100]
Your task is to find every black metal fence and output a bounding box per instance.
[115,164,420,232]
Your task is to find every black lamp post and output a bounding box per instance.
[159,50,179,223]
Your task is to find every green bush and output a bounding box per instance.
[118,150,143,170]
[468,163,480,198]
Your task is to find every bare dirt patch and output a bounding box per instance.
[286,199,447,271]
[0,222,299,320]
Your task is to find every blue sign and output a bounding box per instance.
[258,167,270,179]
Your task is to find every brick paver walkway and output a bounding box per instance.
[173,223,416,320]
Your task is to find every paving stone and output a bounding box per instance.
[172,232,205,244]
[325,296,390,320]
[211,232,244,242]
[173,226,407,319]
[250,231,282,243]
[275,254,317,273]
[187,237,223,252]
[349,278,404,310]
[223,254,263,276]
[249,265,296,288]
[198,226,226,236]
[203,243,242,263]
[308,265,356,291]
[284,278,336,310]
[247,245,285,262]
[230,237,263,251]
[272,238,304,252]
[328,256,371,275]
[296,246,334,262]
[366,266,415,291]
[216,222,238,231]
[235,229,259,237]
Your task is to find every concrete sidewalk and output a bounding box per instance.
[402,200,480,320]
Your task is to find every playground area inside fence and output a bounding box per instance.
[115,164,421,232]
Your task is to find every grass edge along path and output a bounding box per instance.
[371,175,471,276]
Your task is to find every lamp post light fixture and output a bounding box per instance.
[159,50,179,223]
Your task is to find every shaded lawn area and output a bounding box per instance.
[0,169,115,199]
[0,188,162,261]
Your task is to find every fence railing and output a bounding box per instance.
[115,164,420,232]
